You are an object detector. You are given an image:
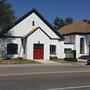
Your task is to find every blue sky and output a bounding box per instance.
[9,0,90,24]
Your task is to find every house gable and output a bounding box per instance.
[7,9,63,40]
[23,27,61,40]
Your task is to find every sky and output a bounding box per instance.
[9,0,90,24]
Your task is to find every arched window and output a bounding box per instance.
[80,38,85,54]
[7,43,18,54]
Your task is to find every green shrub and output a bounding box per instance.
[64,58,77,62]
[14,57,23,60]
[50,56,58,60]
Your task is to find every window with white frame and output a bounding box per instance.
[50,45,56,55]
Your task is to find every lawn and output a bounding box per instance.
[50,58,78,63]
[50,59,68,63]
[0,59,40,64]
[50,58,85,64]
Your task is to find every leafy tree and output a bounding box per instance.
[53,17,64,30]
[65,17,73,25]
[83,19,88,23]
[0,0,16,59]
[83,19,90,24]
[88,20,90,24]
[0,0,16,35]
[53,17,73,30]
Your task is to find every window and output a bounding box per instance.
[64,49,71,53]
[64,49,73,58]
[64,35,75,44]
[21,39,26,53]
[32,21,35,26]
[7,43,18,54]
[50,45,56,55]
[80,38,85,54]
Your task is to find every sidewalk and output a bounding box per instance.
[0,61,86,68]
[34,60,60,64]
[34,59,87,66]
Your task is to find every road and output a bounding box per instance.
[0,72,90,90]
[0,63,89,76]
[0,64,90,90]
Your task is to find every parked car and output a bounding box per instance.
[87,58,90,65]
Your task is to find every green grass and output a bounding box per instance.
[50,58,85,64]
[50,59,68,63]
[0,59,40,64]
[50,58,78,63]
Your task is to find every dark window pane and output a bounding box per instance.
[50,45,56,55]
[32,21,35,26]
[34,44,44,48]
[7,43,18,54]
[80,38,85,54]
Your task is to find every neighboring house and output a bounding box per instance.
[2,9,64,60]
[58,21,90,59]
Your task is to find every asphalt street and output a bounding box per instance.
[0,63,89,76]
[0,72,90,90]
[0,64,90,90]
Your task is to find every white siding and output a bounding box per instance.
[26,28,64,60]
[6,38,23,58]
[8,13,60,39]
[64,44,74,50]
[64,35,75,44]
[64,34,89,58]
[75,35,87,58]
[6,11,64,60]
[86,35,90,55]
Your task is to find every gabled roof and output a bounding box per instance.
[7,8,63,39]
[58,21,90,36]
[22,27,62,40]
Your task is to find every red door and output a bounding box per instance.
[33,44,44,59]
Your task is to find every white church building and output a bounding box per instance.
[2,9,64,60]
[0,9,90,60]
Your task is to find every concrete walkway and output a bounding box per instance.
[34,60,60,64]
[78,59,87,63]
[34,59,86,66]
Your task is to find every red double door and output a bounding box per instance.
[33,44,44,59]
